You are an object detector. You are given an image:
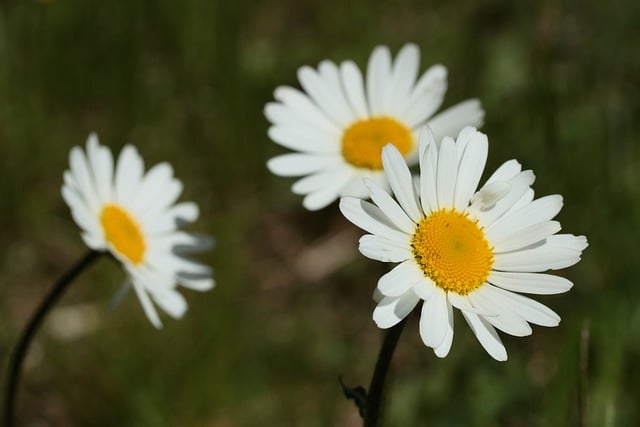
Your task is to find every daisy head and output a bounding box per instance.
[61,133,215,328]
[265,43,485,211]
[339,126,587,361]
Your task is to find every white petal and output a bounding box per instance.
[69,145,99,212]
[150,286,188,319]
[339,60,369,119]
[462,311,507,361]
[419,287,448,349]
[366,179,416,234]
[267,153,339,177]
[436,137,458,208]
[377,260,424,297]
[366,45,392,116]
[474,170,535,227]
[339,197,408,243]
[427,99,485,143]
[382,145,423,222]
[272,86,341,134]
[488,271,573,295]
[470,182,511,210]
[412,275,437,301]
[177,273,215,291]
[486,195,563,239]
[385,43,420,116]
[468,287,533,336]
[129,162,174,215]
[546,234,588,251]
[130,278,162,329]
[86,134,114,203]
[373,293,420,328]
[114,145,144,206]
[433,301,454,358]
[419,136,439,214]
[493,241,584,272]
[298,63,355,127]
[292,165,352,195]
[454,129,488,211]
[61,185,99,235]
[267,126,340,153]
[481,284,560,327]
[399,65,447,127]
[491,221,562,253]
[301,168,352,210]
[358,234,412,262]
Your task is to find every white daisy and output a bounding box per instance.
[61,133,215,328]
[339,126,587,361]
[265,43,485,211]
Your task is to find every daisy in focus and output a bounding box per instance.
[339,126,587,361]
[61,133,214,328]
[265,43,484,210]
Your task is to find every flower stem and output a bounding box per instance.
[3,250,102,427]
[363,317,408,427]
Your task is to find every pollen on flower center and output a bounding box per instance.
[341,117,413,170]
[411,208,493,295]
[100,204,146,265]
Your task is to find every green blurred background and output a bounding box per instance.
[0,0,639,425]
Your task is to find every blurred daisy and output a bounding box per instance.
[265,43,485,210]
[61,133,214,328]
[340,127,587,360]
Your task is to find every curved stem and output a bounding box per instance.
[363,317,408,427]
[3,250,102,427]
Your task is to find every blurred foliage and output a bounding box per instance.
[0,0,639,425]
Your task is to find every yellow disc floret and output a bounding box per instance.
[341,117,413,170]
[412,209,493,295]
[100,204,146,265]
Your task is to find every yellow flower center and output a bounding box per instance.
[411,209,493,295]
[100,204,146,265]
[341,117,413,169]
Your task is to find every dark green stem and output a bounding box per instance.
[363,317,408,427]
[3,250,102,427]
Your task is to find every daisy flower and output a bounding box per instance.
[339,127,587,360]
[265,43,484,211]
[61,133,214,328]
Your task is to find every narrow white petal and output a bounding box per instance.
[339,197,408,243]
[69,145,100,212]
[272,86,342,134]
[474,170,535,227]
[267,153,339,177]
[87,135,114,203]
[373,293,420,328]
[481,284,560,327]
[412,275,437,301]
[177,274,215,291]
[468,287,533,336]
[546,234,589,251]
[382,145,423,222]
[264,102,339,142]
[399,65,447,126]
[150,286,188,319]
[366,45,392,115]
[454,130,488,211]
[114,145,144,206]
[301,168,352,210]
[427,99,485,143]
[129,163,174,215]
[491,221,562,253]
[377,260,424,297]
[462,311,507,361]
[359,234,412,262]
[419,137,439,214]
[488,271,573,295]
[419,287,448,349]
[436,137,458,208]
[61,185,99,234]
[486,195,563,239]
[130,278,162,329]
[494,241,584,272]
[433,302,454,358]
[385,43,420,116]
[298,64,355,127]
[267,126,340,153]
[469,182,511,211]
[340,61,369,119]
[485,159,522,184]
[366,179,416,234]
